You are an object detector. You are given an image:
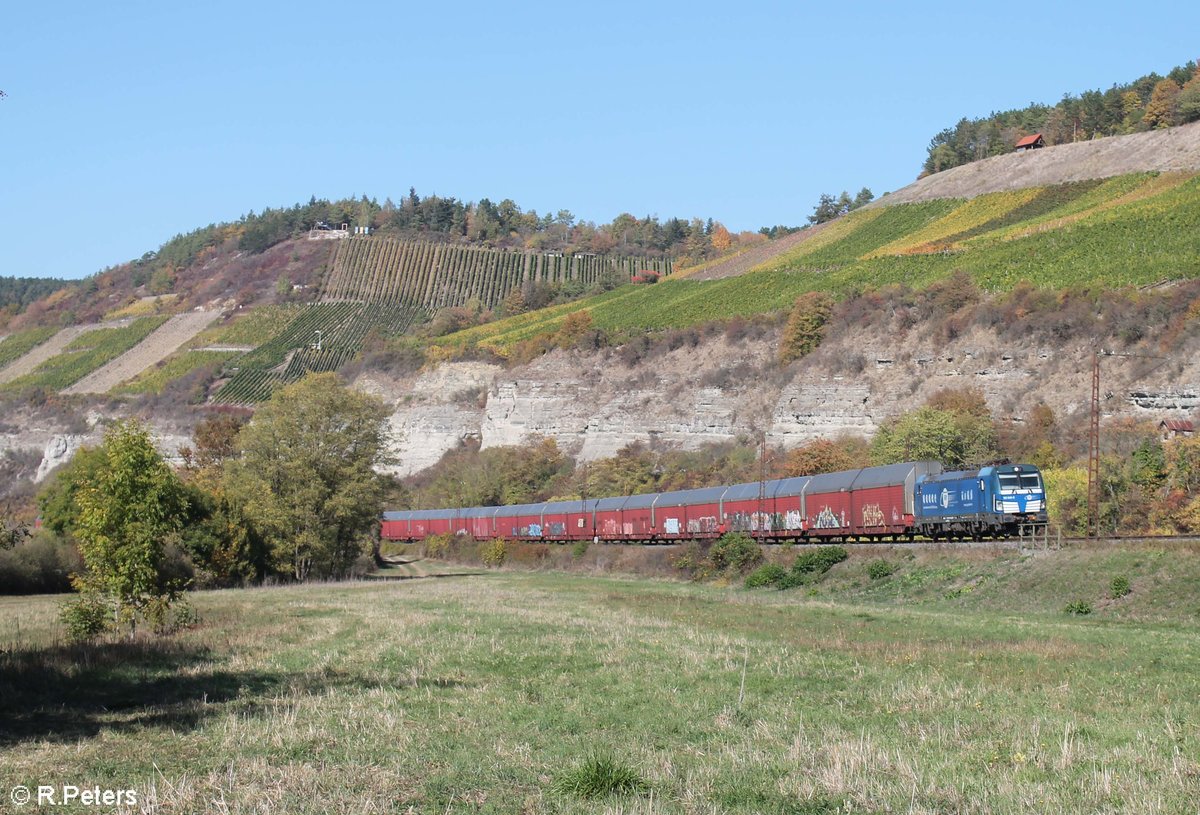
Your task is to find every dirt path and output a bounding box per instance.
[63,310,223,394]
[685,221,836,281]
[0,324,115,385]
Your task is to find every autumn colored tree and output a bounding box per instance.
[710,223,733,252]
[1144,78,1182,129]
[1166,436,1200,494]
[925,386,990,420]
[556,310,594,349]
[181,412,247,471]
[779,292,834,363]
[777,439,861,477]
[1042,466,1088,535]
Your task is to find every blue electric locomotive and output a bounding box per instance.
[913,463,1047,539]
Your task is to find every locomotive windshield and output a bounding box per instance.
[998,473,1042,490]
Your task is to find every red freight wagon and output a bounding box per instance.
[380,462,943,544]
[594,496,626,538]
[652,486,725,539]
[619,493,657,540]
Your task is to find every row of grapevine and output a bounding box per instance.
[320,238,672,310]
[0,326,59,370]
[427,171,1200,350]
[1,316,169,393]
[212,303,425,403]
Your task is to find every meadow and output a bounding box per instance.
[3,549,1199,814]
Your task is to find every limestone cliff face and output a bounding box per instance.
[0,408,194,491]
[362,323,1200,477]
[7,321,1195,488]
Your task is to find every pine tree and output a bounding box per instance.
[1179,68,1200,124]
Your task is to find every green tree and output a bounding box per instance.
[852,187,874,209]
[37,446,107,537]
[1042,466,1088,535]
[67,420,190,638]
[807,193,841,225]
[1179,69,1200,124]
[227,373,391,580]
[1166,436,1200,494]
[870,407,997,469]
[1129,439,1166,490]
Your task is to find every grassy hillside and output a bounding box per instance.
[7,169,1199,399]
[437,171,1200,354]
[4,553,1200,813]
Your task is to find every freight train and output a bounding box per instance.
[382,461,1048,544]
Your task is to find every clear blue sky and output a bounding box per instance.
[3,1,1198,279]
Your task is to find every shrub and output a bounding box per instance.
[571,539,590,559]
[423,533,452,559]
[671,540,709,580]
[1110,575,1131,598]
[0,532,80,594]
[480,537,508,568]
[61,591,112,643]
[744,563,787,589]
[792,545,849,575]
[867,559,895,580]
[349,553,377,578]
[146,595,200,635]
[552,752,649,799]
[779,545,849,590]
[708,532,763,575]
[1064,599,1093,615]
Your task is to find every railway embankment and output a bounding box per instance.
[383,535,1200,623]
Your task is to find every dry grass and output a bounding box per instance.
[2,571,1200,813]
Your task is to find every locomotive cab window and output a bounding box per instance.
[999,473,1041,490]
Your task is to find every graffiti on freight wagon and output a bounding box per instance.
[814,507,846,529]
[861,504,885,528]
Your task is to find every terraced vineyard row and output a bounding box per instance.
[213,303,425,403]
[1,316,169,393]
[433,171,1200,353]
[0,326,59,370]
[321,238,671,308]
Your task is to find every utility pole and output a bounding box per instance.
[1087,351,1101,538]
[757,433,769,540]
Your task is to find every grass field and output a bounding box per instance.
[3,550,1199,814]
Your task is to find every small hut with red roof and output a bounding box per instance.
[1014,133,1046,152]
